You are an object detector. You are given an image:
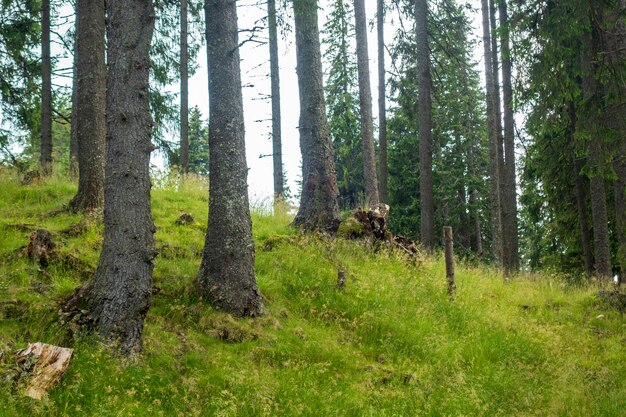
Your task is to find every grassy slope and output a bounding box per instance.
[0,169,624,417]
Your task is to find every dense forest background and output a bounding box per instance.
[0,0,624,282]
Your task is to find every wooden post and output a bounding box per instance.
[444,226,456,297]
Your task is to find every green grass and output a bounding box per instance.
[0,167,624,416]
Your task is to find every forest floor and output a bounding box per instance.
[0,168,625,416]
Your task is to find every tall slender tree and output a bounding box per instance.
[268,0,284,202]
[180,0,189,174]
[69,0,106,212]
[63,0,157,353]
[40,0,52,174]
[293,0,341,232]
[480,0,502,264]
[415,0,434,249]
[197,0,263,316]
[498,0,519,271]
[377,0,388,204]
[353,0,379,209]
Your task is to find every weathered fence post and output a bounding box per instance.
[444,226,456,297]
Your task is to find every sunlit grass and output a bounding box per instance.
[0,166,624,416]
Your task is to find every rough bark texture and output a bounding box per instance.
[69,0,106,212]
[268,0,284,201]
[377,0,388,204]
[480,0,502,265]
[69,70,78,181]
[62,0,157,354]
[197,0,263,317]
[40,0,52,175]
[292,0,341,232]
[415,0,434,250]
[497,0,518,272]
[353,0,379,209]
[180,0,189,174]
[615,156,626,274]
[569,103,594,276]
[582,7,612,279]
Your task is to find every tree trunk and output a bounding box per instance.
[582,6,612,279]
[353,0,379,209]
[268,0,284,202]
[69,0,106,212]
[498,0,518,272]
[569,103,594,276]
[377,0,388,204]
[180,0,189,174]
[415,0,434,249]
[63,0,157,354]
[197,0,263,317]
[480,0,502,265]
[40,0,52,175]
[615,155,626,275]
[292,0,341,233]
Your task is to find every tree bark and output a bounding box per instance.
[498,0,518,272]
[69,0,106,212]
[69,70,78,181]
[583,5,612,279]
[353,0,379,209]
[415,0,435,250]
[268,0,284,202]
[63,0,157,354]
[40,0,52,175]
[480,0,502,265]
[197,0,263,317]
[180,0,189,174]
[292,0,341,232]
[568,103,594,276]
[377,0,388,204]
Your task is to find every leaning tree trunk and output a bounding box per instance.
[480,0,502,265]
[63,0,157,354]
[415,0,435,250]
[292,0,341,233]
[40,0,52,175]
[498,0,518,272]
[268,0,284,202]
[353,0,379,209]
[180,0,189,174]
[69,0,106,212]
[197,0,263,317]
[377,0,388,204]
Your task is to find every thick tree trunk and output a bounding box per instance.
[197,0,263,317]
[377,0,388,204]
[40,0,52,175]
[268,0,284,202]
[63,0,157,354]
[498,0,518,272]
[180,0,189,174]
[582,8,612,279]
[292,0,341,232]
[353,0,379,209]
[480,0,502,265]
[69,0,106,212]
[616,156,626,274]
[415,0,434,250]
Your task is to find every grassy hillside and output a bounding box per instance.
[0,169,624,416]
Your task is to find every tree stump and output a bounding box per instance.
[26,229,56,267]
[15,342,74,400]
